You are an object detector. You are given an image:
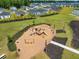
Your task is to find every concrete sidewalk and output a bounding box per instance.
[50,41,79,54]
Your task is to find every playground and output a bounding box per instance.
[15,24,56,59]
[0,7,79,59]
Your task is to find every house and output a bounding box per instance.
[29,3,40,9]
[52,2,79,7]
[50,6,60,11]
[30,3,40,7]
[25,6,30,11]
[0,8,4,13]
[72,10,79,16]
[0,12,10,19]
[41,3,51,7]
[43,7,51,11]
[15,11,26,16]
[43,5,60,12]
[21,6,30,11]
[28,9,48,15]
[10,7,17,11]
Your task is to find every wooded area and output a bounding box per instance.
[0,0,30,8]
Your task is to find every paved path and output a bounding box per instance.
[50,41,79,54]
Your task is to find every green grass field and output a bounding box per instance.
[0,7,79,59]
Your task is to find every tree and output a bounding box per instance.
[27,13,36,18]
[59,7,73,15]
[0,0,30,8]
[10,13,18,20]
[7,36,16,51]
[47,10,53,14]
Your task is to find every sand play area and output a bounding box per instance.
[15,24,56,59]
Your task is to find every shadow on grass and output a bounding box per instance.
[7,23,51,51]
[56,29,66,33]
[44,37,67,59]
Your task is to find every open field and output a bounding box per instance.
[0,7,79,59]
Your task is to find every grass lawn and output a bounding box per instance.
[0,8,79,59]
[0,20,33,59]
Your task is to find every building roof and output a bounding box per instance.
[0,12,10,16]
[72,10,79,16]
[28,9,48,15]
[21,6,29,10]
[15,11,25,16]
[30,3,40,7]
[0,8,4,11]
[10,7,17,11]
[51,6,60,11]
[29,0,79,2]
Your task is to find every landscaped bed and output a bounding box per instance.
[45,37,67,59]
[70,21,79,48]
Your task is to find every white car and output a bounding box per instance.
[0,54,6,59]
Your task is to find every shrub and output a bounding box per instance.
[7,36,16,51]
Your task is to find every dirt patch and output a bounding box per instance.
[15,24,56,59]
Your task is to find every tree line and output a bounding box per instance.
[0,0,30,8]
